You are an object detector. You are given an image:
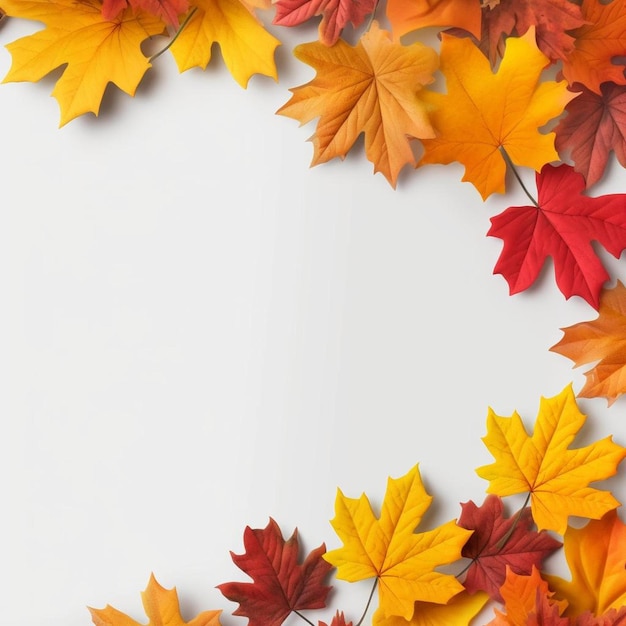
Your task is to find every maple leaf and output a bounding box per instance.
[217,518,333,626]
[1,0,165,126]
[545,510,626,618]
[551,281,626,405]
[88,573,222,626]
[574,607,626,625]
[457,495,561,602]
[386,0,482,40]
[555,83,626,188]
[372,590,489,626]
[320,611,353,626]
[102,0,188,26]
[486,566,569,626]
[323,465,471,621]
[488,164,626,308]
[276,21,438,187]
[273,0,377,46]
[475,384,626,534]
[561,0,626,95]
[419,28,573,200]
[168,0,280,87]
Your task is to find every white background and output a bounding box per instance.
[2,10,626,626]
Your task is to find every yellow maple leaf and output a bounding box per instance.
[419,28,574,200]
[1,0,165,126]
[551,281,626,407]
[89,573,222,626]
[276,21,438,187]
[323,465,471,621]
[169,0,279,87]
[476,384,626,534]
[373,590,489,626]
[545,510,626,617]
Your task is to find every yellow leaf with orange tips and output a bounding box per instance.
[169,0,279,87]
[419,28,574,200]
[1,0,165,126]
[551,281,626,407]
[386,0,482,40]
[277,21,439,187]
[476,384,626,534]
[372,590,489,626]
[323,465,471,621]
[89,573,222,626]
[545,510,626,618]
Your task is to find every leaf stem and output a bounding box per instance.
[365,0,380,31]
[149,6,198,63]
[355,579,378,626]
[499,147,540,208]
[495,492,532,551]
[455,558,476,579]
[294,610,316,626]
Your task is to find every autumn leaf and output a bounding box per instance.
[475,384,626,534]
[486,566,568,626]
[419,28,573,200]
[217,518,332,626]
[169,0,280,87]
[574,607,626,625]
[1,0,165,126]
[372,590,489,626]
[457,495,561,602]
[555,83,626,188]
[488,164,626,308]
[551,281,626,405]
[545,510,626,618]
[273,0,376,46]
[561,0,626,94]
[320,611,353,626]
[386,0,482,40]
[101,0,187,26]
[323,464,471,621]
[89,573,222,626]
[277,21,438,187]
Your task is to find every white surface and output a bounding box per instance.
[2,12,626,626]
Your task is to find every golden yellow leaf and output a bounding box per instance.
[373,590,489,626]
[89,573,222,626]
[551,281,626,406]
[545,510,626,617]
[323,465,471,621]
[419,28,574,200]
[169,0,279,87]
[476,384,626,534]
[1,0,165,126]
[277,21,438,187]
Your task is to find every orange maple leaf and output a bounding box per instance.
[89,573,222,626]
[561,0,626,95]
[276,21,438,187]
[386,0,482,40]
[476,384,626,534]
[551,281,626,406]
[545,510,626,618]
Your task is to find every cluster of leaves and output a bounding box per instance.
[89,385,626,626]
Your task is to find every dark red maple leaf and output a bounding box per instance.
[488,163,626,308]
[445,0,585,65]
[458,495,561,602]
[101,0,188,25]
[218,518,333,626]
[320,611,353,626]
[555,82,626,188]
[575,607,626,625]
[273,0,377,46]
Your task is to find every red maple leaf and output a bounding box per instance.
[101,0,188,25]
[555,82,626,188]
[574,607,626,625]
[488,163,626,308]
[320,611,353,626]
[458,495,561,602]
[447,0,585,65]
[218,518,333,626]
[273,0,377,46]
